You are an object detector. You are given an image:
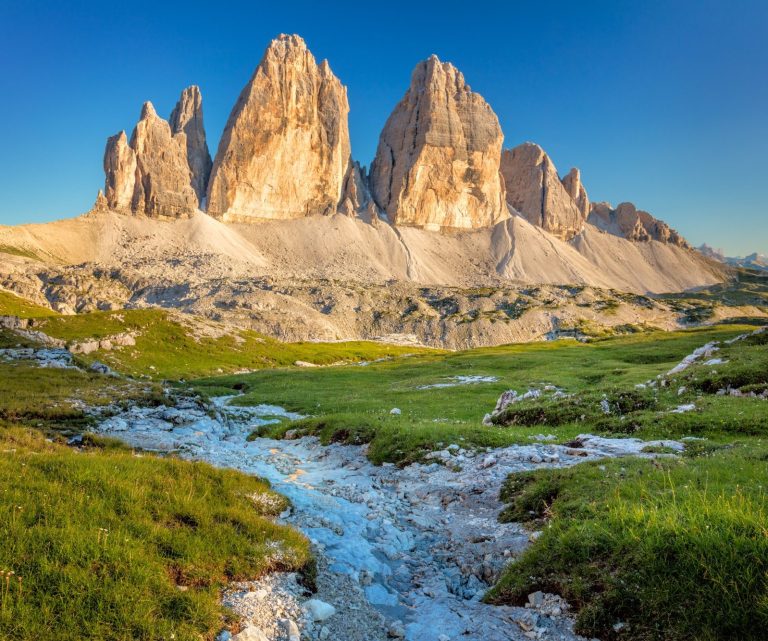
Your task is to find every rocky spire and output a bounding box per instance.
[369,55,508,230]
[169,85,212,203]
[103,131,137,212]
[561,167,590,219]
[500,143,586,241]
[206,34,352,221]
[102,89,212,218]
[129,101,198,217]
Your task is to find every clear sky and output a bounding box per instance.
[1,0,766,255]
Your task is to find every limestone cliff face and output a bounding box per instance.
[338,162,380,223]
[588,201,689,247]
[130,102,199,217]
[169,85,212,203]
[102,86,210,217]
[369,55,508,230]
[103,131,137,212]
[206,34,351,221]
[500,143,586,241]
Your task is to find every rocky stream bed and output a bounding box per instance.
[95,395,684,641]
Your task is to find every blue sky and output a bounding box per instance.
[1,0,766,255]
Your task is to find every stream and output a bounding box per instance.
[97,395,682,641]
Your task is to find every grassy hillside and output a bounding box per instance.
[1,297,434,379]
[0,315,314,640]
[196,322,767,639]
[2,285,766,640]
[0,290,57,318]
[483,327,768,640]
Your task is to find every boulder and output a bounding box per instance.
[303,598,336,621]
[206,34,351,221]
[369,55,508,230]
[231,626,268,641]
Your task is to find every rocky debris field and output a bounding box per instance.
[95,394,684,641]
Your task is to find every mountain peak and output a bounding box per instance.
[369,56,506,229]
[206,34,351,221]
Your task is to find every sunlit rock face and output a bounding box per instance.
[170,85,212,204]
[103,131,137,212]
[589,201,689,247]
[369,55,508,230]
[561,167,590,220]
[500,143,586,241]
[206,34,352,221]
[103,86,211,218]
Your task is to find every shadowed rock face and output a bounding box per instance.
[500,143,586,241]
[369,55,508,230]
[206,34,351,221]
[589,201,689,247]
[102,87,210,217]
[169,86,212,203]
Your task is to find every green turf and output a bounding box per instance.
[482,325,768,640]
[28,308,434,379]
[0,427,310,641]
[194,324,759,464]
[0,290,57,318]
[0,359,168,436]
[2,283,766,640]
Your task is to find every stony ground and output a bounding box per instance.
[95,393,683,641]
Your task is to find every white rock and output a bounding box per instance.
[390,408,401,415]
[303,598,336,621]
[231,626,269,641]
[279,618,300,641]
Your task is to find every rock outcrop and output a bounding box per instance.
[500,143,586,241]
[561,168,590,219]
[338,162,379,223]
[103,87,210,217]
[169,85,212,203]
[129,102,199,217]
[588,201,689,247]
[206,34,351,221]
[369,55,508,230]
[103,131,137,211]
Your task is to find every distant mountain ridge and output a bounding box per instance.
[697,244,768,271]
